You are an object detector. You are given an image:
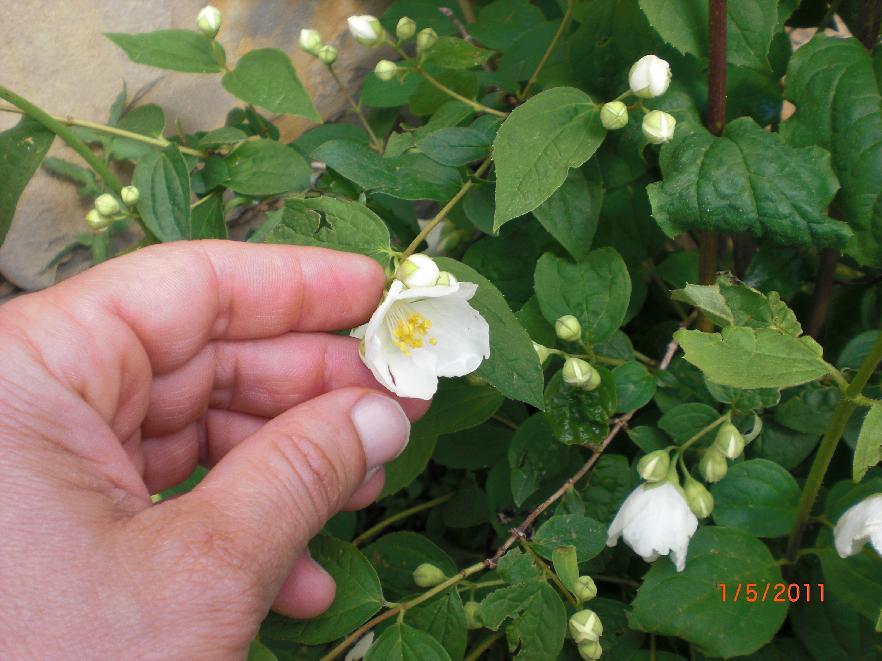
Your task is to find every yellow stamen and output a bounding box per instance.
[387,305,437,356]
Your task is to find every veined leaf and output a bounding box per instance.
[0,117,54,246]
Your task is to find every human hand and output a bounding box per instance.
[0,241,428,659]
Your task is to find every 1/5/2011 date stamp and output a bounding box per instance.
[718,583,825,603]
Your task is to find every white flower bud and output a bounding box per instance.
[318,44,338,65]
[569,609,603,644]
[94,193,120,217]
[374,59,399,82]
[600,101,629,130]
[396,253,439,288]
[578,640,603,661]
[416,27,439,53]
[463,601,482,629]
[563,357,601,390]
[413,562,446,587]
[435,271,457,287]
[196,5,222,39]
[684,478,714,519]
[348,14,384,46]
[638,449,671,483]
[344,632,374,661]
[573,575,598,602]
[299,28,323,55]
[629,54,671,98]
[699,448,728,483]
[85,209,111,231]
[533,342,554,365]
[555,315,582,342]
[642,110,676,144]
[714,422,745,460]
[120,185,139,206]
[396,16,417,41]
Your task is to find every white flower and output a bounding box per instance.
[352,279,490,399]
[347,14,383,46]
[299,28,323,55]
[642,110,676,144]
[834,494,882,558]
[629,54,671,98]
[196,5,222,38]
[607,481,698,572]
[344,631,374,661]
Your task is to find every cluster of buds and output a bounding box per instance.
[85,186,138,231]
[396,254,457,289]
[298,29,338,65]
[599,54,676,145]
[569,610,604,660]
[196,5,222,39]
[699,422,746,483]
[636,448,713,518]
[412,562,446,588]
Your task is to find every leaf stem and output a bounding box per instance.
[414,65,508,118]
[326,65,384,152]
[351,493,455,547]
[785,330,882,561]
[402,156,492,258]
[519,539,578,607]
[0,102,208,158]
[675,413,730,455]
[0,85,124,192]
[518,0,574,100]
[464,631,504,661]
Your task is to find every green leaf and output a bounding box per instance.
[647,118,850,248]
[198,127,249,148]
[265,533,382,644]
[675,326,830,389]
[0,117,54,246]
[42,157,99,199]
[496,549,542,584]
[532,514,607,563]
[363,532,457,601]
[629,527,789,658]
[109,104,165,160]
[105,30,224,73]
[224,140,311,196]
[508,414,579,506]
[612,361,656,413]
[381,428,437,498]
[404,590,467,661]
[133,144,191,242]
[751,420,820,470]
[544,368,617,445]
[551,546,579,593]
[436,258,545,408]
[410,70,479,117]
[782,34,882,266]
[470,0,545,50]
[361,71,421,109]
[791,590,881,661]
[414,379,503,437]
[534,248,631,344]
[417,127,490,166]
[260,197,391,263]
[658,402,720,443]
[222,48,319,121]
[422,37,493,70]
[365,623,452,661]
[854,403,882,482]
[246,639,277,661]
[581,454,632,523]
[478,581,567,661]
[711,459,801,537]
[493,87,605,228]
[533,163,604,261]
[433,423,510,470]
[190,193,228,239]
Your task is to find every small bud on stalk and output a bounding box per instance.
[714,422,745,460]
[699,448,728,483]
[533,342,554,365]
[299,28,323,55]
[85,209,111,231]
[569,609,603,644]
[396,16,417,41]
[374,59,399,82]
[573,575,598,602]
[463,601,482,629]
[637,449,671,483]
[412,562,446,588]
[600,101,629,130]
[348,15,384,47]
[318,45,338,65]
[642,110,676,144]
[120,185,139,206]
[578,640,603,661]
[397,253,439,288]
[629,54,671,98]
[196,5,222,39]
[684,477,714,519]
[563,357,601,390]
[94,193,120,217]
[416,27,439,54]
[555,314,582,342]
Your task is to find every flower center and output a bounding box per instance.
[387,304,437,355]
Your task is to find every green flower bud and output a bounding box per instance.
[578,640,603,661]
[85,209,111,231]
[416,27,439,53]
[555,314,582,342]
[318,44,338,65]
[94,193,120,217]
[396,16,417,41]
[299,28,323,55]
[463,600,482,629]
[196,5,222,39]
[374,59,399,82]
[533,342,554,365]
[699,447,728,483]
[714,422,745,460]
[638,449,671,483]
[413,562,446,588]
[642,110,676,144]
[397,253,439,288]
[569,609,603,644]
[684,477,714,519]
[573,575,598,602]
[563,357,601,390]
[600,101,628,130]
[120,185,139,206]
[348,15,384,47]
[435,271,458,287]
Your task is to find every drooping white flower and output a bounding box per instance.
[344,631,374,661]
[833,493,882,558]
[629,54,671,98]
[607,481,698,572]
[352,279,490,399]
[347,14,383,46]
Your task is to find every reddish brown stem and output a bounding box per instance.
[808,247,839,340]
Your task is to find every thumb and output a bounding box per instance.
[144,387,410,607]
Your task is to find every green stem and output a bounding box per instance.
[326,65,384,151]
[519,0,574,99]
[0,85,124,192]
[785,330,882,561]
[675,413,730,455]
[458,579,505,591]
[351,493,454,547]
[414,66,508,117]
[464,632,504,661]
[520,539,578,607]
